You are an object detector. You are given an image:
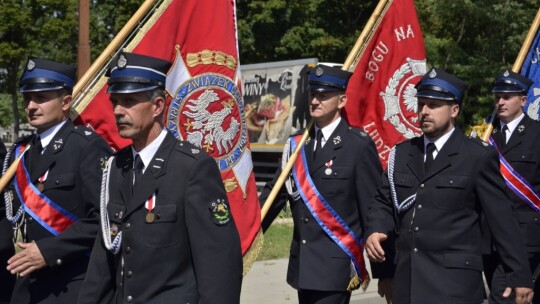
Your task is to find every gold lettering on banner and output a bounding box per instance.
[186,50,237,71]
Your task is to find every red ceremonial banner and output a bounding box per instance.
[72,0,262,259]
[344,0,427,168]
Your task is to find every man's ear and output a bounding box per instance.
[450,103,460,118]
[337,94,348,110]
[153,96,166,118]
[62,94,73,112]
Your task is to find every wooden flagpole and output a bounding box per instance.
[72,0,159,101]
[481,7,540,142]
[0,0,159,193]
[260,0,393,221]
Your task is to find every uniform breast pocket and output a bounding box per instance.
[144,203,180,248]
[433,175,468,209]
[42,173,77,210]
[393,173,416,188]
[107,202,126,224]
[43,173,76,191]
[393,173,417,199]
[508,151,537,164]
[320,166,353,194]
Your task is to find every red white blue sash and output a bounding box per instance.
[290,135,370,286]
[489,137,540,213]
[13,144,79,236]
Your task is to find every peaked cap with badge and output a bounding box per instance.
[308,64,352,92]
[491,69,533,94]
[106,52,172,94]
[19,57,76,93]
[415,67,468,104]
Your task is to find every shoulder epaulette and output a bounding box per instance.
[72,125,100,141]
[347,126,369,139]
[464,136,491,149]
[175,141,203,159]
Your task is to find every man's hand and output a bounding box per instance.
[378,278,393,304]
[6,242,46,277]
[366,232,388,262]
[502,286,533,304]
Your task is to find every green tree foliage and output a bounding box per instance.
[0,0,538,135]
[416,0,538,126]
[237,0,377,63]
[237,0,538,127]
[0,0,140,141]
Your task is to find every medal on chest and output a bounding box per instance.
[36,170,49,192]
[325,160,333,175]
[145,193,156,223]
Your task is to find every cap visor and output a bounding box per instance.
[19,83,65,93]
[308,85,341,92]
[491,85,524,94]
[416,90,455,101]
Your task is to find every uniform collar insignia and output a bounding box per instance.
[493,127,498,134]
[333,136,341,145]
[315,67,324,76]
[518,124,525,132]
[53,138,64,151]
[503,70,510,77]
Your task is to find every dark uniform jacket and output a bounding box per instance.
[0,140,15,302]
[7,120,112,304]
[367,129,532,304]
[260,119,391,291]
[483,115,540,254]
[78,131,243,304]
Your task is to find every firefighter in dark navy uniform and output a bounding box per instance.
[483,70,540,303]
[260,64,391,304]
[365,68,534,304]
[78,52,242,304]
[2,57,112,303]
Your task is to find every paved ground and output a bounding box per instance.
[241,257,490,304]
[241,258,387,304]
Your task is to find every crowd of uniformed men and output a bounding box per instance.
[0,51,537,304]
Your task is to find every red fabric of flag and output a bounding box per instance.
[344,0,427,168]
[73,0,261,257]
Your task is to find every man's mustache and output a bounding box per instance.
[116,118,133,125]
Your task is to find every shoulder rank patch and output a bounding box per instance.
[209,198,231,225]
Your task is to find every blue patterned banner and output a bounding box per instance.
[521,26,540,121]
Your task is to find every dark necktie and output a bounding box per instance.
[133,155,144,190]
[313,129,323,160]
[28,136,42,173]
[500,125,508,149]
[424,143,436,172]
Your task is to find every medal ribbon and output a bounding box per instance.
[13,144,79,236]
[145,193,156,212]
[290,135,369,284]
[489,137,540,213]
